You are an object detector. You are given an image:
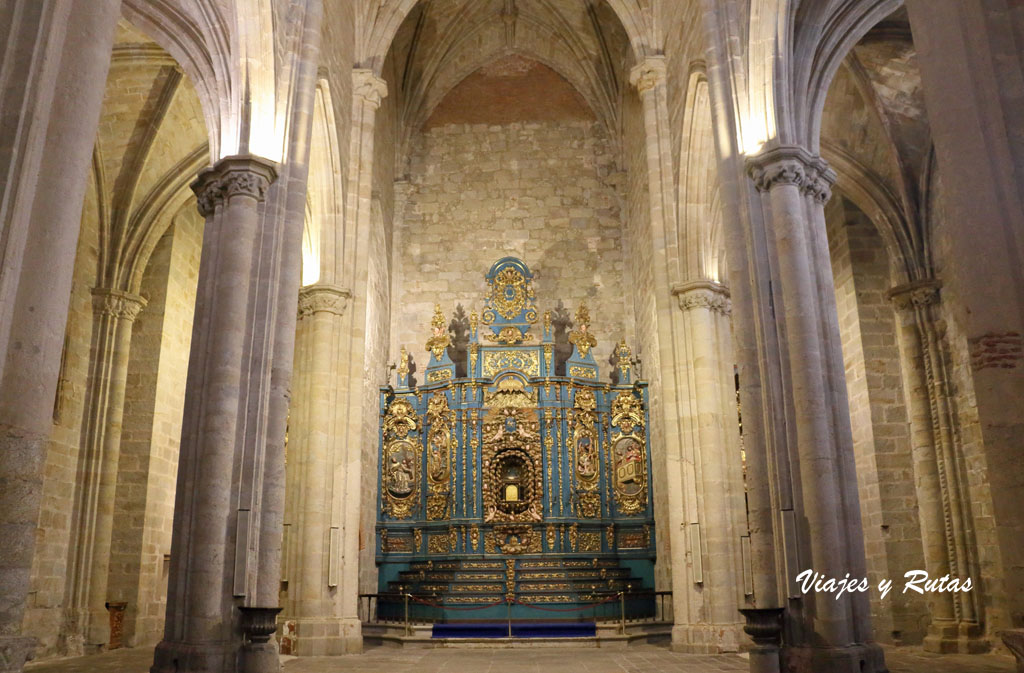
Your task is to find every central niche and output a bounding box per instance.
[481,380,543,523]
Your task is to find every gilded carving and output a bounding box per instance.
[382,398,419,519]
[482,349,540,378]
[485,326,534,345]
[483,265,536,323]
[426,392,455,519]
[610,391,648,515]
[568,302,597,358]
[470,525,480,550]
[569,365,596,379]
[579,532,601,552]
[546,524,557,551]
[425,304,451,359]
[569,523,578,551]
[414,528,422,551]
[427,369,452,382]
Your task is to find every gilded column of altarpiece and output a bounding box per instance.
[376,258,655,591]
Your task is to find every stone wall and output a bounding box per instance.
[392,118,630,376]
[827,197,928,644]
[108,207,201,647]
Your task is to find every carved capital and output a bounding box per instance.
[629,56,667,94]
[297,284,351,318]
[191,154,279,217]
[91,288,146,321]
[887,278,942,312]
[672,280,731,315]
[746,146,832,199]
[352,69,388,109]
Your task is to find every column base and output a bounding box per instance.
[923,619,988,654]
[782,641,888,673]
[150,639,237,673]
[280,617,362,656]
[0,636,37,672]
[670,622,744,653]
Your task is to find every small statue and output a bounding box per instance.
[568,300,598,358]
[425,303,451,359]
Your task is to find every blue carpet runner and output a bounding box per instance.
[431,622,597,638]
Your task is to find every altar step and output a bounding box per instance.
[431,622,596,638]
[363,620,672,648]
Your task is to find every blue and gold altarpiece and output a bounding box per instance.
[376,258,655,609]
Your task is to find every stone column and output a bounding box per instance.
[151,156,278,673]
[746,146,883,673]
[62,289,146,653]
[628,57,694,646]
[280,69,386,656]
[282,285,355,655]
[905,0,1024,629]
[0,2,120,670]
[672,280,746,652]
[887,279,984,652]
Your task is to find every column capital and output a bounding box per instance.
[629,56,667,94]
[746,145,835,201]
[672,279,731,315]
[298,284,351,318]
[191,154,279,217]
[90,287,146,320]
[886,278,942,311]
[352,69,388,109]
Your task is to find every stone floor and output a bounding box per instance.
[22,643,1017,673]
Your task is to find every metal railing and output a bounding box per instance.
[358,589,672,633]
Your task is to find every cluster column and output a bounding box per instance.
[62,289,146,653]
[744,146,883,673]
[887,280,983,652]
[0,2,120,670]
[151,156,279,673]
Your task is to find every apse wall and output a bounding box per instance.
[391,58,633,375]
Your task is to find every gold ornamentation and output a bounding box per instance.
[485,326,534,345]
[448,596,496,604]
[619,531,648,549]
[543,343,553,372]
[414,528,422,551]
[576,492,600,518]
[610,392,647,515]
[483,376,537,408]
[469,343,479,375]
[606,524,615,549]
[568,301,597,358]
[470,525,479,550]
[469,310,479,336]
[546,524,557,550]
[572,389,599,494]
[569,523,578,551]
[382,533,412,553]
[506,559,516,599]
[523,594,572,603]
[426,392,455,519]
[397,345,410,378]
[484,266,536,322]
[522,582,571,591]
[425,304,451,359]
[579,532,601,552]
[569,365,596,379]
[382,398,419,519]
[453,584,504,593]
[428,533,450,554]
[482,349,540,378]
[486,525,542,555]
[427,369,452,382]
[463,560,500,570]
[615,339,632,378]
[543,310,551,334]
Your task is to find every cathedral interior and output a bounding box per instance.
[1,1,1023,673]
